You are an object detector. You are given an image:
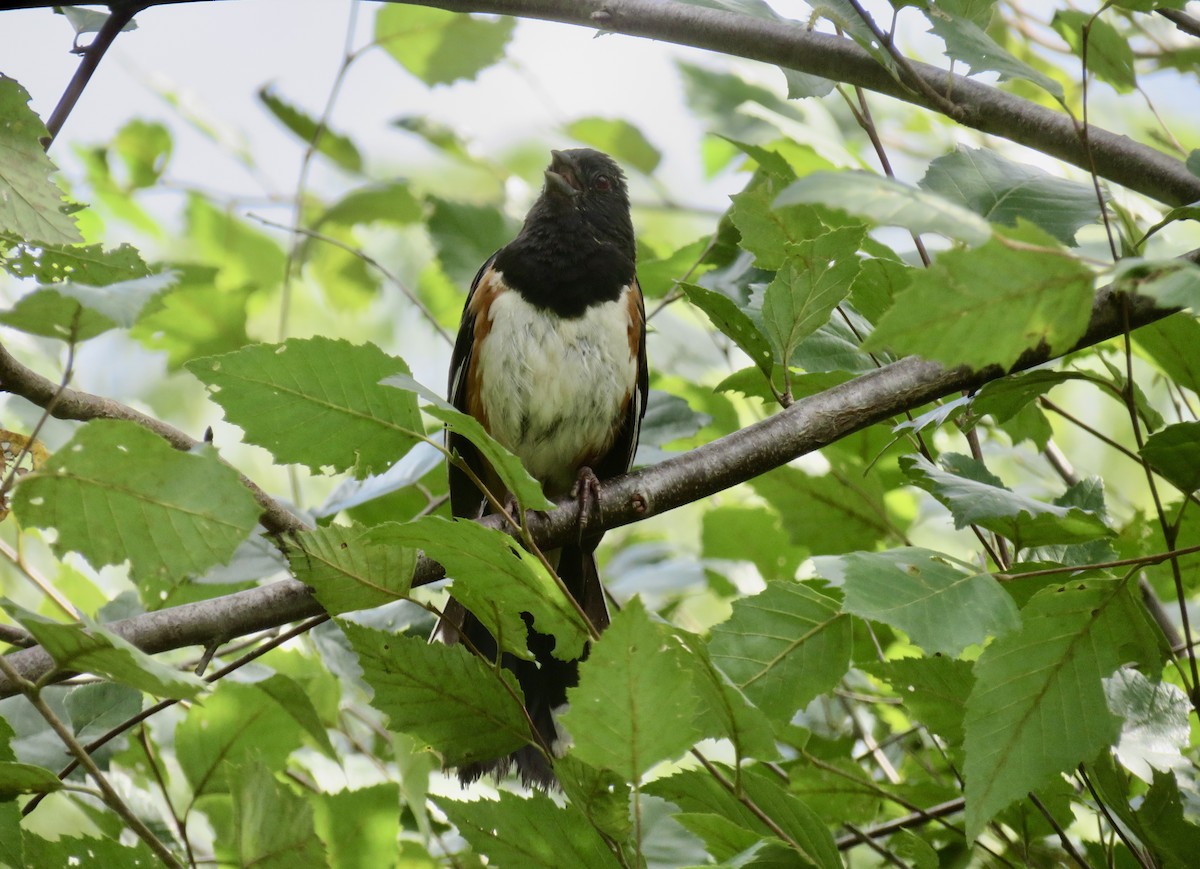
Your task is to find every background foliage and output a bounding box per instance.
[3,1,1200,867]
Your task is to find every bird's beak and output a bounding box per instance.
[544,150,582,198]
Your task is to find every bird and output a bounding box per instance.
[436,148,648,788]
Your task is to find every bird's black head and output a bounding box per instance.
[527,148,634,258]
[495,148,637,316]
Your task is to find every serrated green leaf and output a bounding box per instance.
[682,282,773,377]
[1140,421,1200,492]
[561,598,700,780]
[1052,11,1136,93]
[963,579,1159,838]
[775,171,992,246]
[0,76,82,245]
[1136,770,1200,869]
[0,761,64,799]
[379,516,588,661]
[65,682,142,742]
[929,13,1064,98]
[342,621,530,766]
[646,766,841,869]
[866,656,975,745]
[831,547,1020,656]
[864,223,1094,370]
[288,522,415,615]
[567,117,660,174]
[554,756,633,842]
[176,680,306,796]
[13,419,261,591]
[0,270,178,341]
[708,581,851,720]
[901,453,1112,549]
[920,146,1100,245]
[259,86,362,173]
[375,5,515,86]
[1135,312,1200,395]
[232,757,326,869]
[678,631,779,761]
[761,228,864,365]
[971,370,1092,422]
[439,790,622,868]
[188,337,421,479]
[729,179,829,270]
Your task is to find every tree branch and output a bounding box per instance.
[3,255,1196,697]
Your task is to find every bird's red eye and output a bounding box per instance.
[593,175,611,192]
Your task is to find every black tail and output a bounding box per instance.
[438,542,609,788]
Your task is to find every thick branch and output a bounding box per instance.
[3,257,1195,697]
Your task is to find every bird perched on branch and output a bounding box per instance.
[437,148,648,787]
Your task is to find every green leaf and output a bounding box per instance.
[729,179,828,270]
[4,606,205,699]
[561,598,700,780]
[678,631,779,761]
[175,680,305,796]
[901,454,1112,549]
[830,547,1020,656]
[109,119,171,190]
[708,581,851,720]
[188,337,422,479]
[13,420,261,591]
[0,239,149,285]
[258,86,362,173]
[866,656,975,745]
[129,265,252,369]
[255,673,337,759]
[185,193,285,290]
[1136,771,1200,869]
[920,146,1100,245]
[375,5,515,86]
[1120,257,1200,313]
[761,228,864,366]
[682,283,773,377]
[21,835,158,868]
[380,516,588,662]
[750,465,890,555]
[0,76,82,245]
[440,790,621,868]
[929,13,1064,99]
[1135,313,1200,395]
[567,117,661,174]
[0,270,178,342]
[647,766,842,869]
[1106,669,1190,783]
[426,196,519,285]
[288,522,415,615]
[863,224,1094,370]
[963,579,1159,838]
[65,682,142,742]
[971,370,1092,422]
[775,171,992,246]
[231,758,326,869]
[0,761,64,799]
[426,404,553,510]
[702,504,805,583]
[1052,11,1136,93]
[316,181,423,228]
[1140,421,1200,492]
[342,621,530,767]
[311,783,401,869]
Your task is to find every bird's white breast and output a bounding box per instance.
[477,282,637,495]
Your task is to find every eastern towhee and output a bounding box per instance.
[437,148,648,787]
